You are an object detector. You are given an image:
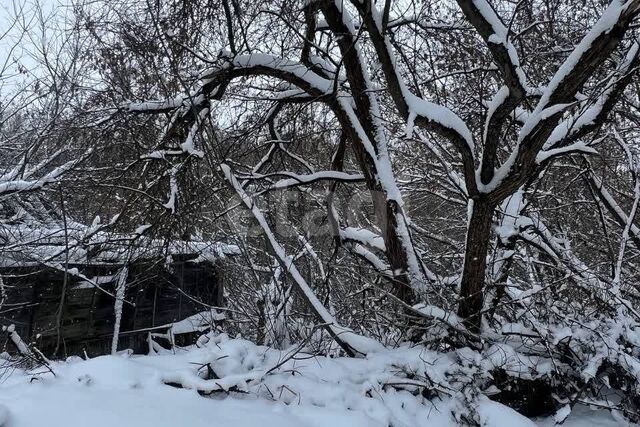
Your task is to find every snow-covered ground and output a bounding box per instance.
[0,334,626,426]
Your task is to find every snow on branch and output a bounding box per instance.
[2,324,31,355]
[350,1,477,194]
[403,91,475,153]
[241,171,365,190]
[111,265,129,355]
[455,0,531,97]
[221,163,384,356]
[541,41,640,153]
[519,0,639,143]
[352,244,393,277]
[341,227,386,251]
[127,98,183,113]
[361,1,475,152]
[163,166,179,214]
[214,52,336,95]
[535,142,598,163]
[518,213,640,320]
[128,53,336,127]
[587,170,640,244]
[0,149,92,196]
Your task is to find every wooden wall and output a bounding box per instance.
[0,259,222,357]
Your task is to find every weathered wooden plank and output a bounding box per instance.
[2,260,223,357]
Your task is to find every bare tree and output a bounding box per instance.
[84,0,639,332]
[5,0,640,420]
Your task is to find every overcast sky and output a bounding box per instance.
[1,0,67,95]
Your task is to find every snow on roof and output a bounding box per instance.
[0,195,239,268]
[0,224,239,268]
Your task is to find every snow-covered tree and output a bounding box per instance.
[6,0,640,420]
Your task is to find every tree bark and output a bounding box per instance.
[381,199,414,304]
[320,2,422,306]
[458,199,495,333]
[347,140,415,303]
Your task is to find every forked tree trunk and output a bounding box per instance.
[458,199,495,333]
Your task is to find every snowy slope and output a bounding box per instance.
[0,335,626,426]
[0,355,382,427]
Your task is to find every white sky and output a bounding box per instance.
[0,0,68,96]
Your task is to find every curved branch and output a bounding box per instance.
[351,0,478,195]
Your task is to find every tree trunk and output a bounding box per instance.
[458,199,495,333]
[365,184,416,304]
[381,199,415,304]
[487,234,517,320]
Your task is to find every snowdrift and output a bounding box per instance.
[0,333,624,426]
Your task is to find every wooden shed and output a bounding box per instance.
[1,256,228,357]
[0,196,238,357]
